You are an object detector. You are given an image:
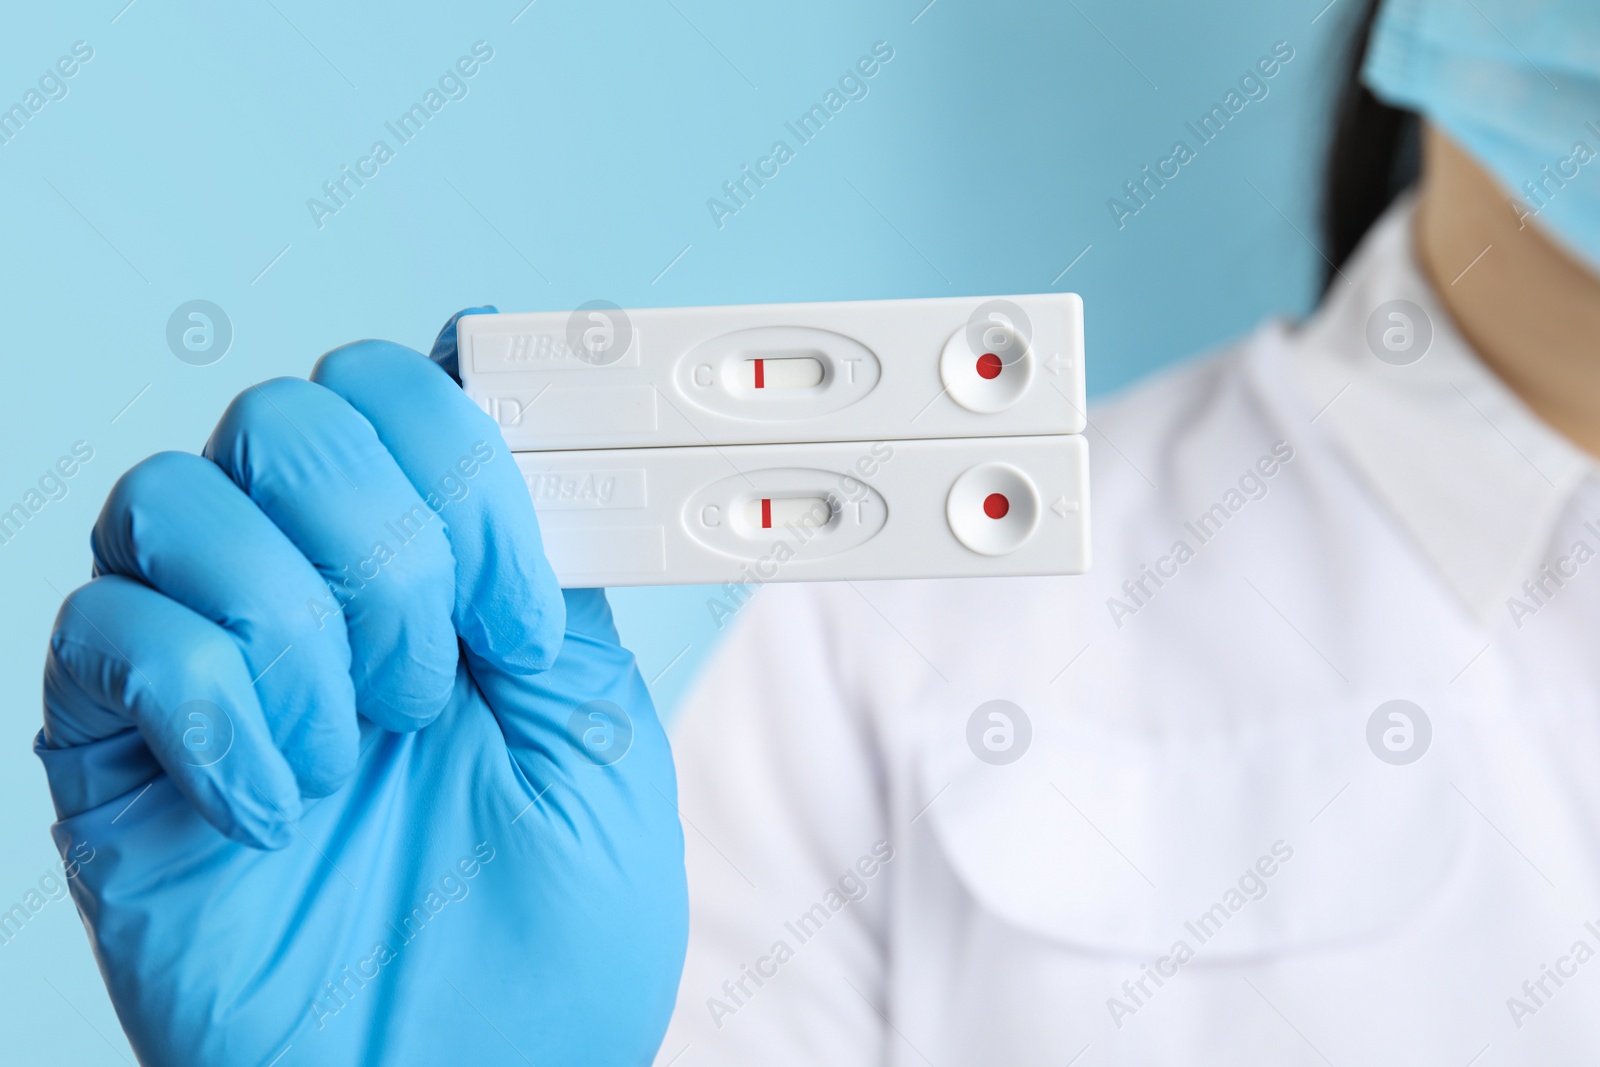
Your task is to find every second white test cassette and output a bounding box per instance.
[517,435,1089,587]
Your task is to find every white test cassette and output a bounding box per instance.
[457,293,1085,449]
[459,294,1091,586]
[517,434,1088,587]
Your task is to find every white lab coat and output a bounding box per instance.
[657,199,1600,1065]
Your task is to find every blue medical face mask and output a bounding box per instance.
[1364,0,1600,273]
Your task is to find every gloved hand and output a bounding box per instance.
[36,310,688,1066]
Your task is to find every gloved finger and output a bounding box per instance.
[90,452,358,798]
[310,339,566,678]
[427,304,497,382]
[41,575,302,849]
[204,378,459,732]
[465,587,667,787]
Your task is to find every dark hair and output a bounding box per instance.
[1321,0,1420,293]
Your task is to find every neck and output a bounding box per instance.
[1415,125,1600,457]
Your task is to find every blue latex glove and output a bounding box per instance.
[36,310,688,1066]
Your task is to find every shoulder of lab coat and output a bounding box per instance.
[659,571,898,1066]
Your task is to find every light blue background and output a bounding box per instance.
[1,0,1356,1058]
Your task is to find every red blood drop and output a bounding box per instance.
[976,353,1003,380]
[983,493,1010,519]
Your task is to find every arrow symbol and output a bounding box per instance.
[1045,352,1070,375]
[1051,496,1078,518]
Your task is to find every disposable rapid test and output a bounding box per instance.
[457,294,1091,587]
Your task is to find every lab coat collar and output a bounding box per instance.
[1290,194,1595,623]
